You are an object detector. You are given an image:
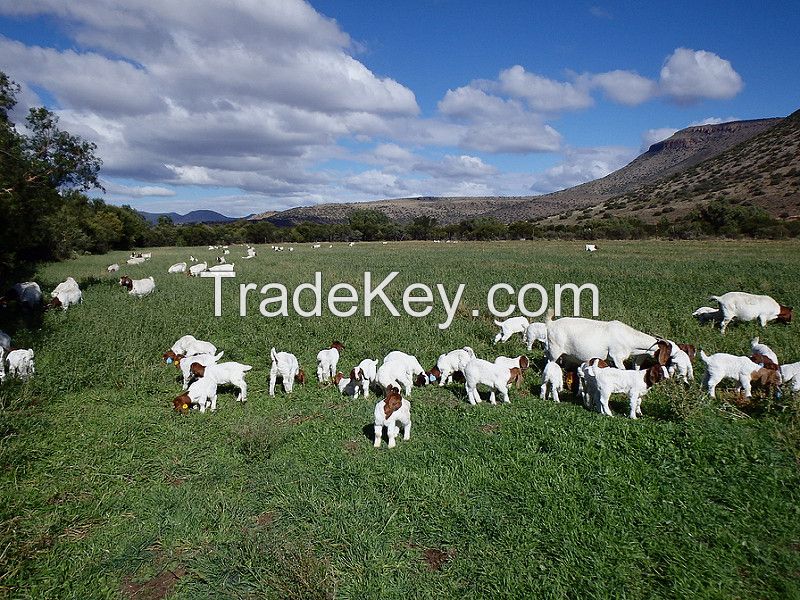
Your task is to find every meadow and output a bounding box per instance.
[1,240,799,599]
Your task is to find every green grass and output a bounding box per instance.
[2,240,800,599]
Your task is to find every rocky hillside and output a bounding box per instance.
[548,109,800,224]
[253,113,793,226]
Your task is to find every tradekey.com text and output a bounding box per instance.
[200,271,599,330]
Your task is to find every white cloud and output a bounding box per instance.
[102,180,176,197]
[688,115,739,126]
[497,65,594,112]
[529,146,635,194]
[659,48,743,103]
[589,70,658,106]
[420,154,497,179]
[640,127,678,151]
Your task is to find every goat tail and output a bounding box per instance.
[493,319,503,327]
[545,307,555,323]
[699,349,710,363]
[709,295,721,303]
[241,365,253,372]
[214,351,224,361]
[270,347,278,362]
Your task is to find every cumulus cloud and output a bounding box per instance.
[497,65,594,112]
[529,146,635,195]
[659,48,743,103]
[102,180,176,197]
[589,70,658,106]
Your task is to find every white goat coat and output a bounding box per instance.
[126,257,146,265]
[750,337,779,364]
[589,363,665,419]
[189,262,208,276]
[376,360,416,396]
[54,288,82,310]
[51,277,79,298]
[125,277,155,297]
[545,316,657,368]
[712,292,785,333]
[107,263,120,272]
[208,263,234,272]
[168,262,187,273]
[269,347,300,396]
[352,358,378,397]
[317,347,341,381]
[200,362,252,402]
[464,358,514,405]
[186,377,218,413]
[373,397,411,448]
[171,335,197,355]
[524,322,548,350]
[540,360,564,403]
[435,347,475,385]
[493,316,529,344]
[780,361,800,393]
[178,351,223,388]
[700,351,762,399]
[383,351,425,379]
[6,349,35,380]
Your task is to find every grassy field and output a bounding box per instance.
[2,240,800,599]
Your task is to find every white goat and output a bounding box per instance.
[317,342,344,382]
[168,262,187,274]
[51,277,79,298]
[750,337,779,365]
[177,376,218,413]
[545,313,658,368]
[209,263,234,272]
[383,351,427,388]
[269,347,304,396]
[523,322,548,350]
[376,360,416,396]
[177,351,224,388]
[6,349,35,380]
[49,288,82,310]
[126,257,146,265]
[119,276,155,297]
[107,263,120,272]
[666,342,694,383]
[373,386,411,449]
[585,244,598,252]
[189,262,208,276]
[463,358,520,405]
[351,358,379,398]
[540,360,564,403]
[711,292,793,334]
[588,361,668,419]
[334,372,361,397]
[432,346,475,386]
[780,361,800,393]
[493,316,529,344]
[700,351,769,399]
[170,335,197,355]
[190,361,252,403]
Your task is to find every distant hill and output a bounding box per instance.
[137,210,239,225]
[250,115,790,225]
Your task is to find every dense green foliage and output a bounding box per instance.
[1,240,799,598]
[0,72,147,280]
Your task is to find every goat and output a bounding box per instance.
[373,385,411,448]
[711,292,792,334]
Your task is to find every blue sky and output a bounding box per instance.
[0,1,797,216]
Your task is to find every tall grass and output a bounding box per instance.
[1,240,799,599]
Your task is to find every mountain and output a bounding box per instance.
[137,210,239,225]
[252,114,793,226]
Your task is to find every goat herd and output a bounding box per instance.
[1,249,798,450]
[154,289,798,449]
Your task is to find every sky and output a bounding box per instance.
[0,1,798,217]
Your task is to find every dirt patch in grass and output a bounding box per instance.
[121,566,186,600]
[284,413,322,426]
[422,547,456,571]
[255,511,276,527]
[479,423,500,435]
[163,474,187,487]
[343,440,360,454]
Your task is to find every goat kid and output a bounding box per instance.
[373,385,411,449]
[269,347,305,396]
